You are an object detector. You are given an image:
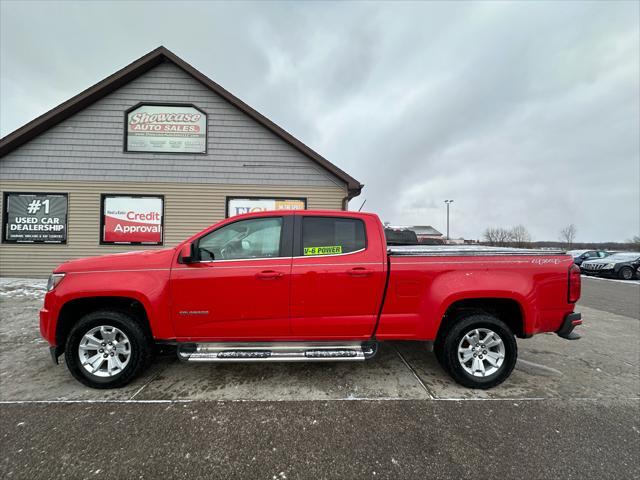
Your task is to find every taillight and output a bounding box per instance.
[568,264,581,303]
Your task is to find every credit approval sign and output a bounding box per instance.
[126,104,206,153]
[227,197,306,217]
[101,195,163,244]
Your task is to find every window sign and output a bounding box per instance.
[301,217,366,256]
[126,104,206,153]
[101,195,163,245]
[3,192,68,244]
[226,197,306,217]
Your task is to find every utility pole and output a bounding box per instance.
[444,200,454,241]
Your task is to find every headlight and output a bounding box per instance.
[604,263,615,269]
[47,273,65,291]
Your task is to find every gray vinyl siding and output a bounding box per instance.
[0,61,345,188]
[0,180,346,277]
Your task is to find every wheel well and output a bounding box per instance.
[56,297,151,349]
[437,298,525,341]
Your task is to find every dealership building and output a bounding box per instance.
[0,47,362,277]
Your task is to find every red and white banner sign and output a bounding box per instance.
[102,196,163,244]
[227,198,306,217]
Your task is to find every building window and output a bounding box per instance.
[100,194,164,245]
[301,217,366,256]
[125,103,207,154]
[2,192,68,244]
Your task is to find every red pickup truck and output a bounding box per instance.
[40,210,582,389]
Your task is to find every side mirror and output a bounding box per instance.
[179,242,195,264]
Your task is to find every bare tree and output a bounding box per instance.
[483,227,498,245]
[559,224,577,248]
[483,227,513,246]
[509,225,532,248]
[631,235,640,247]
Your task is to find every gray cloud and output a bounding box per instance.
[1,0,638,241]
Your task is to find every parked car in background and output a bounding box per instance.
[581,252,640,280]
[568,249,610,267]
[384,226,419,245]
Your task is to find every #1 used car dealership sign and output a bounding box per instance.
[3,192,68,243]
[126,104,207,153]
[101,195,163,245]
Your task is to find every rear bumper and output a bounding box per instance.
[557,312,582,340]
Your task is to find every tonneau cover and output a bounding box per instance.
[388,245,566,257]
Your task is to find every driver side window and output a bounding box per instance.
[197,217,283,261]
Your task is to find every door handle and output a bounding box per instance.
[256,270,284,280]
[346,267,373,277]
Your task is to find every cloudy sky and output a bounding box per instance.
[1,1,638,242]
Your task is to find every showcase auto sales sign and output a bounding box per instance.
[126,105,206,153]
[103,196,163,244]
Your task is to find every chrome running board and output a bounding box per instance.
[177,341,378,363]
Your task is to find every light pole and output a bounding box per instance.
[444,200,454,241]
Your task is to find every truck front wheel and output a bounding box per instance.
[64,310,152,389]
[439,314,517,389]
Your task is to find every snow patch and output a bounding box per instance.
[0,278,47,299]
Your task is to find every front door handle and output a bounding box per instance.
[346,267,373,277]
[256,270,284,280]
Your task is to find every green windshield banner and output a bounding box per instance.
[303,245,342,256]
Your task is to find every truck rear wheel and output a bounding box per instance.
[64,310,152,389]
[439,314,517,389]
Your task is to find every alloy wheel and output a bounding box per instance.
[457,328,506,377]
[78,325,131,377]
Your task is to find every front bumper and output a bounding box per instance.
[39,307,53,343]
[581,268,615,277]
[557,312,582,340]
[41,307,63,364]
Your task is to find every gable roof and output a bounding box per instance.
[409,226,443,236]
[0,46,363,198]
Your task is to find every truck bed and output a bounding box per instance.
[387,245,566,257]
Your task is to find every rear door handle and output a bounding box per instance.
[256,270,284,280]
[346,267,373,277]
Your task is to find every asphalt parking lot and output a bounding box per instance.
[0,276,638,479]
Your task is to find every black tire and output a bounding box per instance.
[618,266,634,281]
[433,333,449,374]
[439,314,517,389]
[64,310,152,389]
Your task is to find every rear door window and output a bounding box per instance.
[301,217,366,256]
